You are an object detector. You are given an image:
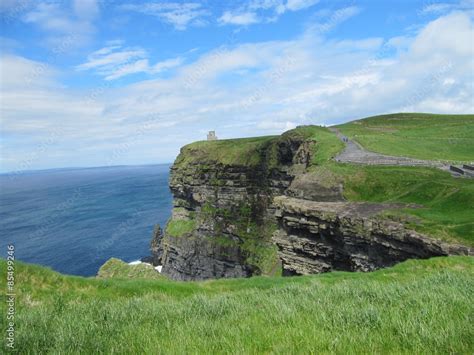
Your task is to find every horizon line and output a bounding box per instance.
[0,162,173,176]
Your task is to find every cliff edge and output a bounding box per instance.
[149,122,473,280]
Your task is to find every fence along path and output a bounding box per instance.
[328,127,473,178]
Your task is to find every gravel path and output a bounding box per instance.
[327,128,465,175]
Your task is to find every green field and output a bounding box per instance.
[327,163,474,246]
[174,117,473,246]
[337,113,474,162]
[1,257,473,353]
[296,116,474,246]
[175,135,277,167]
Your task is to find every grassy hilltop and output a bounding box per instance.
[1,257,473,353]
[331,113,474,245]
[177,113,473,246]
[337,113,474,162]
[1,113,473,353]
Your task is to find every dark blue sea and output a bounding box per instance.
[0,164,172,276]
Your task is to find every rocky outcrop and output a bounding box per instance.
[151,130,314,280]
[272,196,473,275]
[149,126,473,281]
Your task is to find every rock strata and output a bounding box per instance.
[272,196,473,275]
[149,126,473,280]
[151,130,312,280]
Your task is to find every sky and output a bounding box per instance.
[0,0,473,172]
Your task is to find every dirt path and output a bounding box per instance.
[327,128,465,175]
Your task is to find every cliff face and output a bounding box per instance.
[273,196,472,275]
[151,127,473,280]
[151,130,315,280]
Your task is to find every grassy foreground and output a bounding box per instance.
[1,257,473,353]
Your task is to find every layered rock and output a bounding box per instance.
[273,196,473,275]
[151,130,315,280]
[149,126,473,281]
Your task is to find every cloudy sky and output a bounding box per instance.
[0,0,473,172]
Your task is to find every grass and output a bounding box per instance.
[165,218,196,237]
[1,115,473,353]
[175,135,277,168]
[172,124,343,170]
[336,113,474,162]
[1,257,473,353]
[97,258,165,280]
[325,163,474,246]
[307,126,345,165]
[283,116,474,246]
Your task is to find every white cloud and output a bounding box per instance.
[0,54,57,89]
[76,47,147,71]
[76,44,183,80]
[219,11,260,25]
[152,57,184,73]
[105,59,150,80]
[421,3,454,14]
[308,6,361,34]
[281,0,319,12]
[1,9,473,171]
[73,0,99,20]
[220,0,320,26]
[21,1,99,47]
[257,120,298,131]
[419,0,474,15]
[120,2,209,30]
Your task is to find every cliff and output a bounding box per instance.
[150,125,473,280]
[273,196,471,275]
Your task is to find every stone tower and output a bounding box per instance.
[207,131,217,141]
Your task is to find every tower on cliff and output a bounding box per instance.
[207,131,218,141]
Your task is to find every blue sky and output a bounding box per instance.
[0,0,473,172]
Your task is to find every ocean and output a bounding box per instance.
[0,164,172,276]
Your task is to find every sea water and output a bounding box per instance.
[0,165,172,276]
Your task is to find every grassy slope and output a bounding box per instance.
[175,126,336,168]
[175,135,277,167]
[328,164,474,245]
[295,117,473,246]
[336,113,474,162]
[1,257,473,353]
[97,258,166,280]
[174,119,472,245]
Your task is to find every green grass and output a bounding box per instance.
[280,125,345,166]
[288,115,474,246]
[165,218,196,237]
[324,163,474,246]
[1,257,473,353]
[97,258,166,280]
[307,126,345,165]
[337,113,474,162]
[175,135,277,167]
[173,124,343,170]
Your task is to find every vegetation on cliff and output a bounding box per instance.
[329,164,474,245]
[174,135,277,168]
[1,257,472,353]
[160,113,473,280]
[173,125,337,169]
[97,258,165,280]
[291,114,474,246]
